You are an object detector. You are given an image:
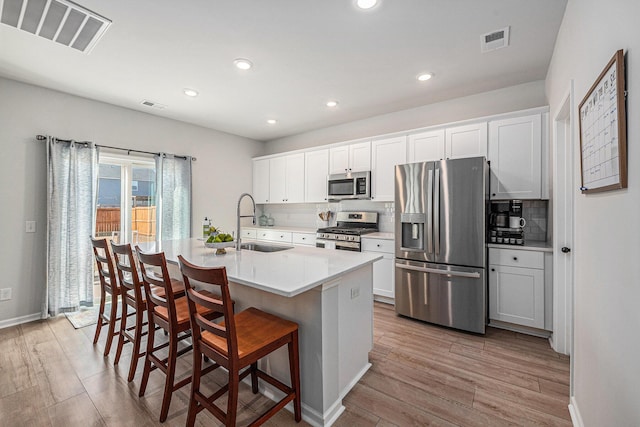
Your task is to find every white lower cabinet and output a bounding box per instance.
[242,228,317,247]
[362,237,395,301]
[489,248,545,329]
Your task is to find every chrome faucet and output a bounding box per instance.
[236,193,256,251]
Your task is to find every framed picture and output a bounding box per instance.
[578,49,627,194]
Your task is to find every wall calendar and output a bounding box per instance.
[578,49,627,194]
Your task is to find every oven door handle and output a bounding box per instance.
[395,263,481,278]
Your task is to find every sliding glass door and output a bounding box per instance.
[95,155,156,244]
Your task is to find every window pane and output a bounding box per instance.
[96,164,121,238]
[131,164,156,243]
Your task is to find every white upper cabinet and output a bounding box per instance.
[488,114,542,199]
[445,122,488,159]
[329,141,371,174]
[371,136,407,201]
[305,149,329,202]
[408,129,445,163]
[253,158,270,203]
[269,153,305,203]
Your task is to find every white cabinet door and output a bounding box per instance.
[408,129,445,162]
[445,122,488,159]
[349,141,372,172]
[285,153,305,203]
[305,149,329,202]
[488,114,542,199]
[371,136,407,201]
[329,142,371,174]
[253,159,270,204]
[372,254,394,299]
[489,264,545,329]
[268,154,304,203]
[329,146,350,174]
[269,156,287,203]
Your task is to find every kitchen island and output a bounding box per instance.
[138,238,381,427]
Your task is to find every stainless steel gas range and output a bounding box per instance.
[316,211,378,251]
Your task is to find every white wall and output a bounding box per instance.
[545,0,640,424]
[0,77,263,324]
[264,80,547,154]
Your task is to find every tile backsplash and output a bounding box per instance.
[257,201,395,232]
[521,200,549,242]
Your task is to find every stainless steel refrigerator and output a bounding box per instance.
[395,157,488,334]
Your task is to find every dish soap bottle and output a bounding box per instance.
[203,217,211,238]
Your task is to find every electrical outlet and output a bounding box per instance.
[350,287,360,299]
[25,221,36,233]
[0,288,11,301]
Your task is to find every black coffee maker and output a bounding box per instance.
[488,200,525,245]
[509,199,523,218]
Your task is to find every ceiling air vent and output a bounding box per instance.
[0,0,111,54]
[481,26,510,53]
[141,100,167,110]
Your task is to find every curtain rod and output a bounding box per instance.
[36,135,196,161]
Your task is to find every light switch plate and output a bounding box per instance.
[350,287,360,299]
[25,221,36,233]
[0,288,11,301]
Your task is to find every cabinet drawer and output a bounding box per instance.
[256,229,292,243]
[241,229,257,239]
[361,238,394,254]
[292,232,316,246]
[489,248,543,269]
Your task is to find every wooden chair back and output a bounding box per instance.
[90,237,119,295]
[177,255,238,366]
[135,246,177,329]
[110,242,144,308]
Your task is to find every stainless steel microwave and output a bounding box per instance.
[327,171,371,201]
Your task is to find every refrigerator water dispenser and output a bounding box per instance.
[400,213,426,251]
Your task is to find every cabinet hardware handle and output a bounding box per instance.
[377,244,381,247]
[513,257,518,261]
[302,237,306,240]
[492,193,496,197]
[491,268,495,271]
[561,247,571,253]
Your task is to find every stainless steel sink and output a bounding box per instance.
[240,243,294,252]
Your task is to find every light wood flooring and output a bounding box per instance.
[0,302,570,426]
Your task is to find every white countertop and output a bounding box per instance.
[244,225,317,233]
[363,232,395,240]
[487,241,553,252]
[139,238,381,298]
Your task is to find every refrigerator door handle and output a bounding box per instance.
[427,169,433,254]
[395,263,481,279]
[434,167,440,255]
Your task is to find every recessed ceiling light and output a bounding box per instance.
[234,58,253,70]
[183,88,199,97]
[417,73,433,82]
[326,100,339,108]
[356,0,378,9]
[267,119,277,125]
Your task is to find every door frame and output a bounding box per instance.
[551,81,575,368]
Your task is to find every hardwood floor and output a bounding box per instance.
[0,302,570,426]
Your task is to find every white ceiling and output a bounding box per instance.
[0,0,567,141]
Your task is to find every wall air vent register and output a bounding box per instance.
[0,0,111,54]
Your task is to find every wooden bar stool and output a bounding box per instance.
[90,237,121,357]
[110,242,184,382]
[178,255,302,427]
[135,246,224,422]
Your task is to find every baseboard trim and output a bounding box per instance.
[569,396,584,427]
[0,312,43,329]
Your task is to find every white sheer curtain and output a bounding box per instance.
[156,154,192,240]
[44,137,98,317]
